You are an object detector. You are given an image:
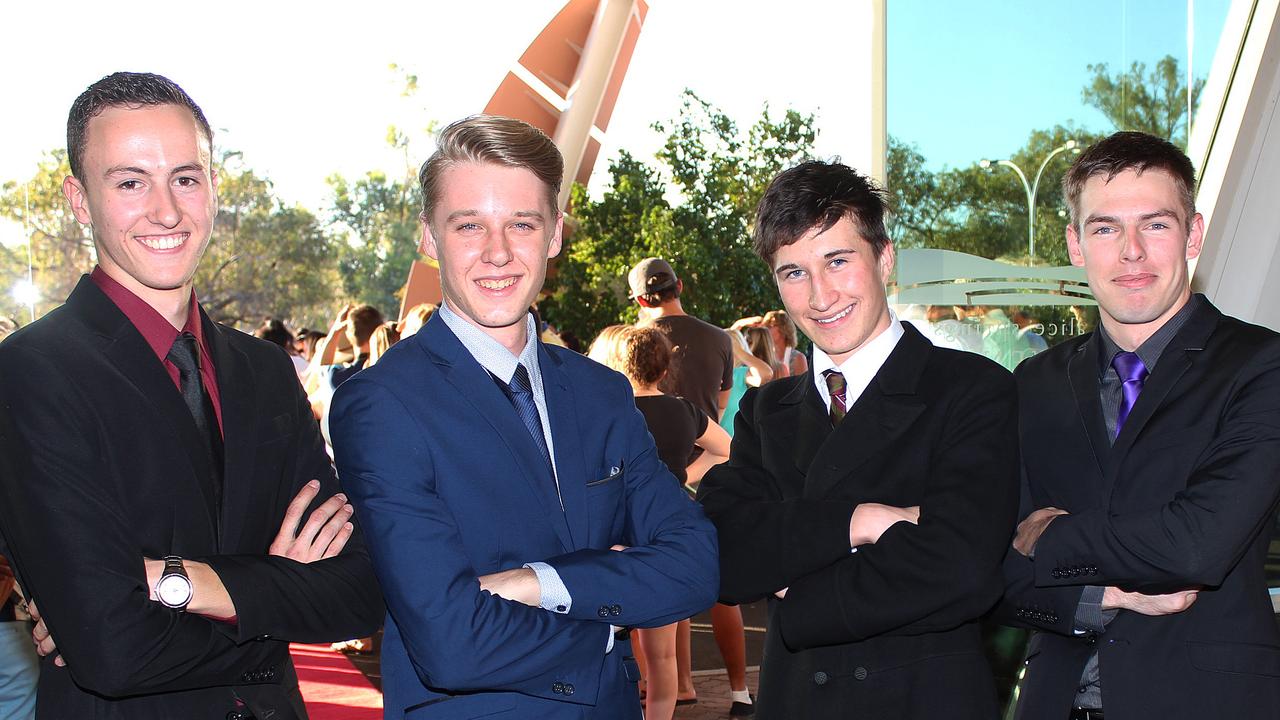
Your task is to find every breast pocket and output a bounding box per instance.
[586,461,626,545]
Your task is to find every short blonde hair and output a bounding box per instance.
[418,115,563,222]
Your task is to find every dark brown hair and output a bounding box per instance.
[348,305,386,347]
[67,72,212,180]
[621,326,672,387]
[753,160,891,268]
[1063,131,1196,230]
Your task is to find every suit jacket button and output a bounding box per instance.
[564,683,574,696]
[610,604,622,616]
[1051,569,1062,578]
[812,671,828,685]
[854,666,869,681]
[552,681,564,694]
[598,606,610,618]
[556,605,567,613]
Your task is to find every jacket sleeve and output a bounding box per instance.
[330,377,611,706]
[540,373,720,627]
[774,369,1020,650]
[0,344,282,698]
[1032,347,1280,592]
[696,385,860,604]
[198,350,384,644]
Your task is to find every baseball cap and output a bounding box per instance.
[628,257,679,299]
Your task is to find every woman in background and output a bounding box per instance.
[720,325,776,438]
[588,326,730,720]
[761,309,807,378]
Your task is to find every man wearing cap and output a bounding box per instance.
[628,257,748,712]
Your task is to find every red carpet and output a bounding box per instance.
[290,643,382,720]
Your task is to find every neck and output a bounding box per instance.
[631,381,662,396]
[640,299,685,320]
[1101,290,1192,352]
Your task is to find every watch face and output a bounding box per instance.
[157,574,192,607]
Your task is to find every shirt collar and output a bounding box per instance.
[811,309,904,400]
[90,266,208,364]
[438,301,542,388]
[1096,293,1201,378]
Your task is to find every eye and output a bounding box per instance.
[1091,226,1115,235]
[117,179,143,191]
[1148,222,1169,231]
[456,222,482,232]
[175,176,200,188]
[511,221,536,231]
[829,257,848,268]
[782,268,806,281]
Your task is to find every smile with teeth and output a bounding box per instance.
[814,304,854,325]
[137,234,187,250]
[477,277,518,290]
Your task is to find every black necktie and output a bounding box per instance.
[167,332,224,525]
[494,363,555,477]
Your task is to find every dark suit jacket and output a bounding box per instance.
[0,277,383,720]
[697,323,1018,719]
[329,312,719,719]
[998,297,1280,720]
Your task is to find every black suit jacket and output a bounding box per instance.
[698,323,1018,719]
[0,277,382,719]
[998,297,1280,720]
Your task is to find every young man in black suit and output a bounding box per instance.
[1001,132,1280,720]
[697,160,1019,719]
[0,72,382,719]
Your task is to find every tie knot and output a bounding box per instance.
[510,363,534,394]
[1111,351,1148,383]
[167,332,200,375]
[823,369,846,396]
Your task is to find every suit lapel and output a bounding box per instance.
[421,317,573,553]
[1105,300,1217,485]
[1067,335,1110,485]
[206,313,256,552]
[804,323,927,498]
[539,345,587,550]
[767,377,831,480]
[68,278,219,539]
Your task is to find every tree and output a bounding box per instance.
[1083,54,1205,147]
[326,168,422,317]
[542,90,817,342]
[195,156,340,329]
[0,150,94,319]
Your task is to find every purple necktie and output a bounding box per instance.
[1112,351,1148,437]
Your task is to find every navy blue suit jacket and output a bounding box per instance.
[330,313,718,719]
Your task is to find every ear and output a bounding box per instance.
[62,175,92,226]
[419,215,439,261]
[1066,223,1085,267]
[1185,212,1205,261]
[878,242,896,284]
[547,211,564,260]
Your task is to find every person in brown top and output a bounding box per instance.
[629,257,751,715]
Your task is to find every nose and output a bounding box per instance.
[147,185,181,228]
[808,272,835,312]
[481,228,513,267]
[1120,224,1147,262]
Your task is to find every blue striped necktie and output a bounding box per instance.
[500,363,554,475]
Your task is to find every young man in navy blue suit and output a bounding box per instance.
[330,116,719,719]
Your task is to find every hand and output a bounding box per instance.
[329,304,352,333]
[0,554,15,601]
[28,600,65,667]
[1102,586,1201,615]
[1013,507,1068,557]
[774,587,788,600]
[269,480,355,563]
[477,567,541,607]
[729,316,763,331]
[849,503,920,547]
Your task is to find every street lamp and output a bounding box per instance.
[980,140,1079,265]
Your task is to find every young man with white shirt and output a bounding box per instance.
[697,160,1019,719]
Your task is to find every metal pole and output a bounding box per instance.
[996,160,1033,264]
[23,184,35,322]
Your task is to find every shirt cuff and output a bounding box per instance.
[1073,585,1108,634]
[606,626,617,654]
[523,562,571,614]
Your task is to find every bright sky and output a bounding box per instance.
[0,0,875,248]
[0,0,1233,251]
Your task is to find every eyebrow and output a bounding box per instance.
[1084,209,1180,226]
[443,209,547,223]
[773,248,852,278]
[103,162,208,178]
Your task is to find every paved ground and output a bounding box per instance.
[674,667,761,719]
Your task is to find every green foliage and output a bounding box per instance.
[542,90,816,343]
[196,158,339,328]
[326,170,422,317]
[1083,55,1205,147]
[0,150,93,319]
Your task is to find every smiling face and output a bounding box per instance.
[1066,168,1203,350]
[420,162,563,354]
[62,103,217,317]
[772,215,894,366]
